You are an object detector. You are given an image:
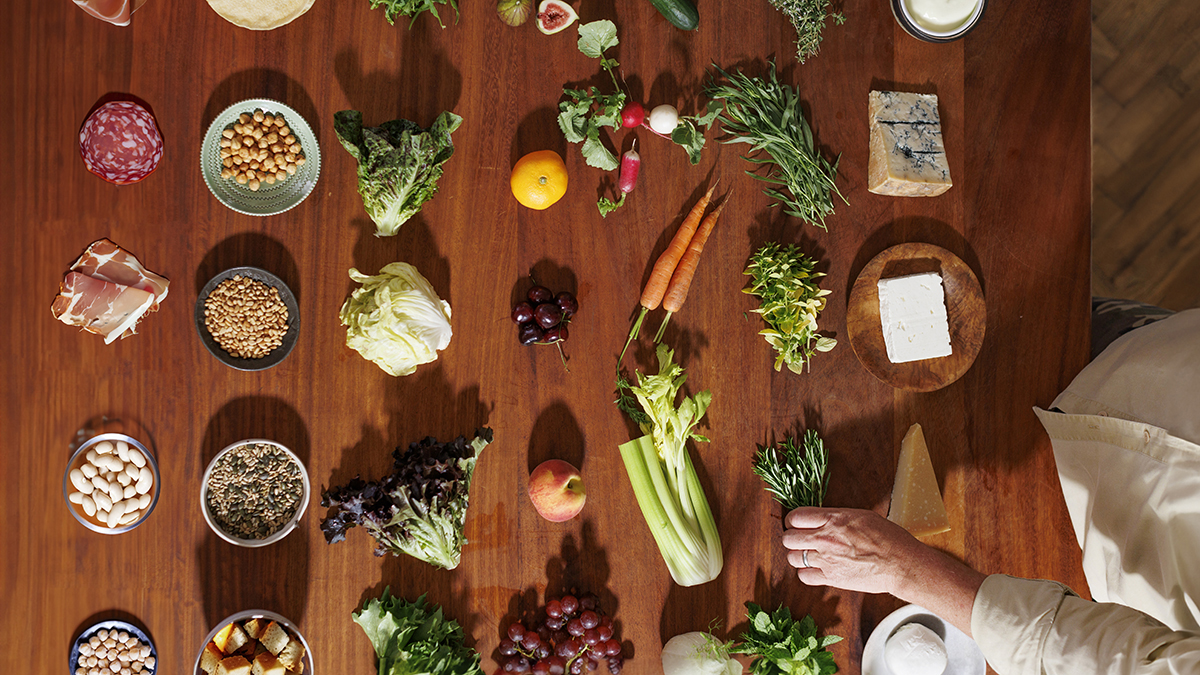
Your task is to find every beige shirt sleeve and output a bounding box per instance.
[972,574,1200,675]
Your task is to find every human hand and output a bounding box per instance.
[780,507,925,595]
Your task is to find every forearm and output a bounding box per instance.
[887,542,986,638]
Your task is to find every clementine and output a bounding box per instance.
[511,150,568,210]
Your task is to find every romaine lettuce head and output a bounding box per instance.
[340,262,452,376]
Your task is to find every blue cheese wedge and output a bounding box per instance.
[878,272,953,363]
[868,91,952,197]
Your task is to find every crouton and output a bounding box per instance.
[258,621,290,656]
[216,655,252,675]
[200,643,225,674]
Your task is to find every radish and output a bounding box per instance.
[618,141,640,194]
[621,102,645,129]
[648,104,680,135]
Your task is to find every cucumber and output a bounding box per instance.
[648,0,699,31]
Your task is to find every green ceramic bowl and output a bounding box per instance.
[200,99,321,216]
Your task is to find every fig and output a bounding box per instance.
[497,0,532,26]
[536,0,577,34]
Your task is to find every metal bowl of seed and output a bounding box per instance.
[201,439,309,547]
[195,266,300,371]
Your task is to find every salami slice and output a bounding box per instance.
[78,101,164,184]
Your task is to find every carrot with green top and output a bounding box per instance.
[654,196,728,342]
[617,181,719,367]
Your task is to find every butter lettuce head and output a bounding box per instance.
[340,263,452,376]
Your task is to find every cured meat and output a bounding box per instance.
[51,239,170,344]
[79,101,164,184]
[73,0,147,26]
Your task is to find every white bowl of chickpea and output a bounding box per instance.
[200,99,321,216]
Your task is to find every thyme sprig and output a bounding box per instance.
[752,429,829,511]
[743,242,835,374]
[706,61,845,230]
[768,0,845,64]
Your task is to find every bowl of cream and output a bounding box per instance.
[891,0,987,42]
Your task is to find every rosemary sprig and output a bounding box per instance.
[752,429,829,511]
[705,61,845,230]
[768,0,846,64]
[743,242,836,374]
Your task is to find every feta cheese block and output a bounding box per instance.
[868,90,952,197]
[878,272,953,363]
[887,423,950,536]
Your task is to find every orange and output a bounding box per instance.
[511,150,568,210]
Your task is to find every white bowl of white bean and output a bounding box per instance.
[63,433,160,534]
[71,620,157,675]
[201,439,309,547]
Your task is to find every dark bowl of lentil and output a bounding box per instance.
[201,439,310,547]
[195,266,300,371]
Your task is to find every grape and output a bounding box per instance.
[536,645,552,660]
[598,616,612,630]
[508,623,527,642]
[604,640,621,657]
[534,303,563,329]
[548,656,567,675]
[552,629,569,645]
[579,593,598,611]
[583,629,600,646]
[512,302,535,324]
[518,322,544,345]
[546,617,565,630]
[522,633,542,652]
[566,619,585,637]
[555,292,579,318]
[587,658,598,671]
[556,641,575,658]
[500,639,519,656]
[532,660,551,675]
[560,596,579,616]
[504,658,518,672]
[528,286,553,304]
[607,655,623,675]
[546,600,563,619]
[542,325,568,344]
[570,660,583,675]
[579,611,599,630]
[597,625,613,641]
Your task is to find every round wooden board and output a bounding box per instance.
[847,243,986,392]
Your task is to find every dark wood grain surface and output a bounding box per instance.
[0,0,1091,673]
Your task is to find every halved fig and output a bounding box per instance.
[536,0,577,34]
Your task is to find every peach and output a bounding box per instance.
[528,459,586,522]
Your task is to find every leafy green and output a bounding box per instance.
[320,429,492,570]
[353,588,483,675]
[669,101,724,165]
[577,19,618,59]
[557,21,627,172]
[752,429,829,511]
[366,0,458,27]
[340,263,453,377]
[334,109,462,237]
[743,242,836,373]
[706,61,845,229]
[732,603,842,675]
[767,0,845,63]
[597,193,626,217]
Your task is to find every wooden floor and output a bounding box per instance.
[1093,0,1200,311]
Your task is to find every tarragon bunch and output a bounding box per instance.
[743,242,835,374]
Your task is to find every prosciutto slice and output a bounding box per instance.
[51,239,169,344]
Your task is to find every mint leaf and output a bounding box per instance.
[577,19,618,58]
[597,193,626,217]
[734,602,841,675]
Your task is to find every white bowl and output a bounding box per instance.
[200,438,309,547]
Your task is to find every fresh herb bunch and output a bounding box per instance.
[320,428,492,570]
[558,21,627,171]
[743,242,836,373]
[733,603,842,675]
[367,0,458,27]
[706,61,845,229]
[753,429,829,511]
[768,0,845,64]
[353,588,483,675]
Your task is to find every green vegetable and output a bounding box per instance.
[669,102,724,165]
[321,429,493,570]
[597,193,626,216]
[767,0,845,63]
[732,603,842,675]
[334,109,462,237]
[662,631,742,675]
[706,61,845,229]
[743,242,835,373]
[558,21,627,171]
[353,587,483,675]
[647,0,699,31]
[340,263,453,377]
[366,0,458,27]
[616,344,722,587]
[752,429,829,511]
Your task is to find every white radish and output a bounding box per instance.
[648,104,680,134]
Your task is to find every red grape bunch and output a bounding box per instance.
[512,284,578,370]
[496,592,625,675]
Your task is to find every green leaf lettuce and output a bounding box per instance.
[353,588,483,675]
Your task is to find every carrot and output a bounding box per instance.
[617,181,719,368]
[653,196,728,343]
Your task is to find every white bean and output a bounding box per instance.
[82,495,97,517]
[136,494,151,510]
[107,455,125,473]
[106,501,126,528]
[69,491,85,504]
[70,469,91,492]
[82,464,98,479]
[117,471,132,487]
[93,492,112,512]
[118,510,140,525]
[123,485,137,499]
[128,448,146,468]
[116,442,129,461]
[91,475,109,492]
[86,449,98,463]
[125,464,141,479]
[95,441,114,455]
[108,483,124,504]
[135,468,153,495]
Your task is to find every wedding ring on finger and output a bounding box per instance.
[802,550,811,568]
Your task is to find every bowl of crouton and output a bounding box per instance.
[195,610,311,675]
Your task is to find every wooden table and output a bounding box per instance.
[0,0,1091,672]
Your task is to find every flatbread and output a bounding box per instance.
[206,0,317,30]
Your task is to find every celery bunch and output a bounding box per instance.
[616,344,723,587]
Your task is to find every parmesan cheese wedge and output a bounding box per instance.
[887,423,950,536]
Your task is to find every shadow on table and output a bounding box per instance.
[347,216,451,307]
[847,217,983,300]
[70,609,157,650]
[333,33,462,130]
[195,233,300,302]
[201,69,320,145]
[527,402,584,474]
[195,396,312,628]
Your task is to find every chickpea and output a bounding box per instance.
[249,179,260,191]
[264,174,276,185]
[236,174,248,185]
[253,110,264,122]
[222,158,233,168]
[219,138,231,148]
[222,129,234,139]
[279,126,290,137]
[263,114,274,126]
